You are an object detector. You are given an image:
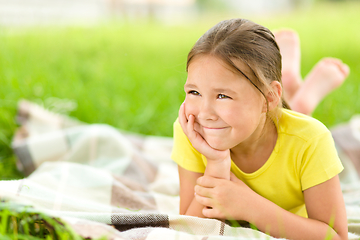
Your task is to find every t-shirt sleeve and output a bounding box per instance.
[300,131,344,191]
[171,119,206,173]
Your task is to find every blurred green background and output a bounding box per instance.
[1,0,360,179]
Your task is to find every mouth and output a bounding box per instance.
[200,123,229,130]
[194,121,229,133]
[202,126,227,130]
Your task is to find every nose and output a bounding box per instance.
[198,99,218,121]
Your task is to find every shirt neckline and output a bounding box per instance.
[230,117,281,179]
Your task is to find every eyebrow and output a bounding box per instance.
[184,83,197,89]
[214,88,237,94]
[184,83,237,95]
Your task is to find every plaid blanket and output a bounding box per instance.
[2,100,360,239]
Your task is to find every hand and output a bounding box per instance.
[178,102,230,163]
[194,172,258,221]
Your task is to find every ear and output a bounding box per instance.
[263,81,282,112]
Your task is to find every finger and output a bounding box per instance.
[179,103,194,138]
[186,114,198,140]
[180,110,200,144]
[178,105,215,157]
[230,172,245,185]
[202,207,212,218]
[194,184,212,198]
[178,102,188,132]
[202,206,224,219]
[197,176,218,188]
[230,172,239,182]
[194,192,212,207]
[185,114,207,149]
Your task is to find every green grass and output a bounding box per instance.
[0,200,97,239]
[1,2,360,177]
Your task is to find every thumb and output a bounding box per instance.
[230,171,241,182]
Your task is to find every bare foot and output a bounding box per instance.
[290,58,350,115]
[274,29,302,102]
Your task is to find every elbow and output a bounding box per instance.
[331,230,348,240]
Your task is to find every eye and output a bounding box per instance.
[218,94,231,99]
[188,90,201,96]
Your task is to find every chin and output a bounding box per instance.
[206,139,229,151]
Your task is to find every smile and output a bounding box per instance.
[194,122,229,133]
[202,126,228,130]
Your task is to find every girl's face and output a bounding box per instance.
[184,55,267,151]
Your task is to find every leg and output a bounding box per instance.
[290,58,350,115]
[274,29,302,102]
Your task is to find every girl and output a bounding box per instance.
[171,19,348,240]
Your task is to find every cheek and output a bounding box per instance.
[218,105,241,120]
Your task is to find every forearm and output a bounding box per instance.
[246,196,347,240]
[204,157,231,180]
[184,196,206,218]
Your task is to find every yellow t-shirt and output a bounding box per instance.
[171,108,343,218]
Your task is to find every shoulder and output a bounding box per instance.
[172,118,199,153]
[173,118,188,142]
[276,109,343,190]
[173,118,182,132]
[278,108,330,141]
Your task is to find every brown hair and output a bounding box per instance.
[187,18,290,113]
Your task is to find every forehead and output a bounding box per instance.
[186,54,255,86]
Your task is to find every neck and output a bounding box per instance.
[231,115,277,162]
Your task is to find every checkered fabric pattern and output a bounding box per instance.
[1,100,360,239]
